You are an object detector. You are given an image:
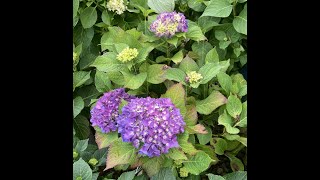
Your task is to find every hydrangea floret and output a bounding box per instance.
[116,47,139,63]
[106,0,127,15]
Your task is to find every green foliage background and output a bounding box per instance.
[73,0,247,179]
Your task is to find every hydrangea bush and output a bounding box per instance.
[73,0,247,179]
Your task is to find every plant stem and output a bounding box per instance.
[166,42,170,58]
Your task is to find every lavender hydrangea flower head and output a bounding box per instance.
[90,88,135,133]
[150,11,188,38]
[117,97,185,157]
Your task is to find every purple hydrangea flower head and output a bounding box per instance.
[117,97,185,157]
[150,11,188,38]
[90,88,135,133]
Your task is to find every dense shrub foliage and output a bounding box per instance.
[73,0,247,179]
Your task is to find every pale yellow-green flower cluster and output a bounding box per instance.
[106,0,127,15]
[116,47,139,63]
[187,71,203,84]
[88,158,98,166]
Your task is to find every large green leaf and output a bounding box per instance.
[218,112,239,134]
[226,95,242,118]
[118,170,136,180]
[179,55,199,73]
[217,72,232,95]
[183,151,213,175]
[162,83,187,117]
[73,25,94,50]
[91,53,126,72]
[186,21,206,42]
[76,85,101,107]
[73,115,90,140]
[107,71,125,85]
[202,0,233,17]
[123,72,147,90]
[223,171,247,180]
[75,139,89,152]
[73,158,92,180]
[194,145,219,163]
[73,71,91,91]
[73,96,84,118]
[236,101,247,127]
[205,47,220,64]
[80,7,97,29]
[233,4,247,35]
[95,70,113,92]
[147,0,175,13]
[147,64,167,84]
[226,154,244,172]
[73,0,79,18]
[196,91,227,115]
[142,156,165,177]
[191,41,213,67]
[151,168,176,180]
[105,139,137,170]
[165,68,187,84]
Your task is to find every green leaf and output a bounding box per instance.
[101,10,111,25]
[136,45,154,63]
[73,96,84,118]
[123,72,147,90]
[217,72,232,95]
[197,126,212,145]
[233,5,247,35]
[198,63,222,84]
[147,0,175,13]
[171,50,184,64]
[133,174,149,180]
[91,53,126,72]
[186,21,206,42]
[166,148,188,160]
[151,168,176,180]
[73,0,79,18]
[142,156,165,177]
[105,138,137,170]
[226,154,244,172]
[93,148,108,166]
[207,174,225,180]
[95,70,113,93]
[107,71,125,85]
[237,101,247,127]
[198,16,220,33]
[188,0,206,12]
[92,173,99,180]
[196,91,227,115]
[214,138,227,155]
[179,55,199,73]
[73,71,91,91]
[73,25,94,50]
[185,104,198,126]
[194,144,219,163]
[75,139,89,152]
[118,170,136,180]
[218,112,239,134]
[192,41,213,67]
[167,36,179,47]
[205,47,220,64]
[76,85,101,107]
[162,83,187,117]
[147,64,167,84]
[74,115,90,140]
[187,124,208,134]
[73,158,92,180]
[177,132,199,155]
[183,151,213,175]
[226,95,242,118]
[223,171,247,180]
[202,0,233,17]
[94,128,118,149]
[80,7,97,29]
[165,68,187,84]
[238,85,247,97]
